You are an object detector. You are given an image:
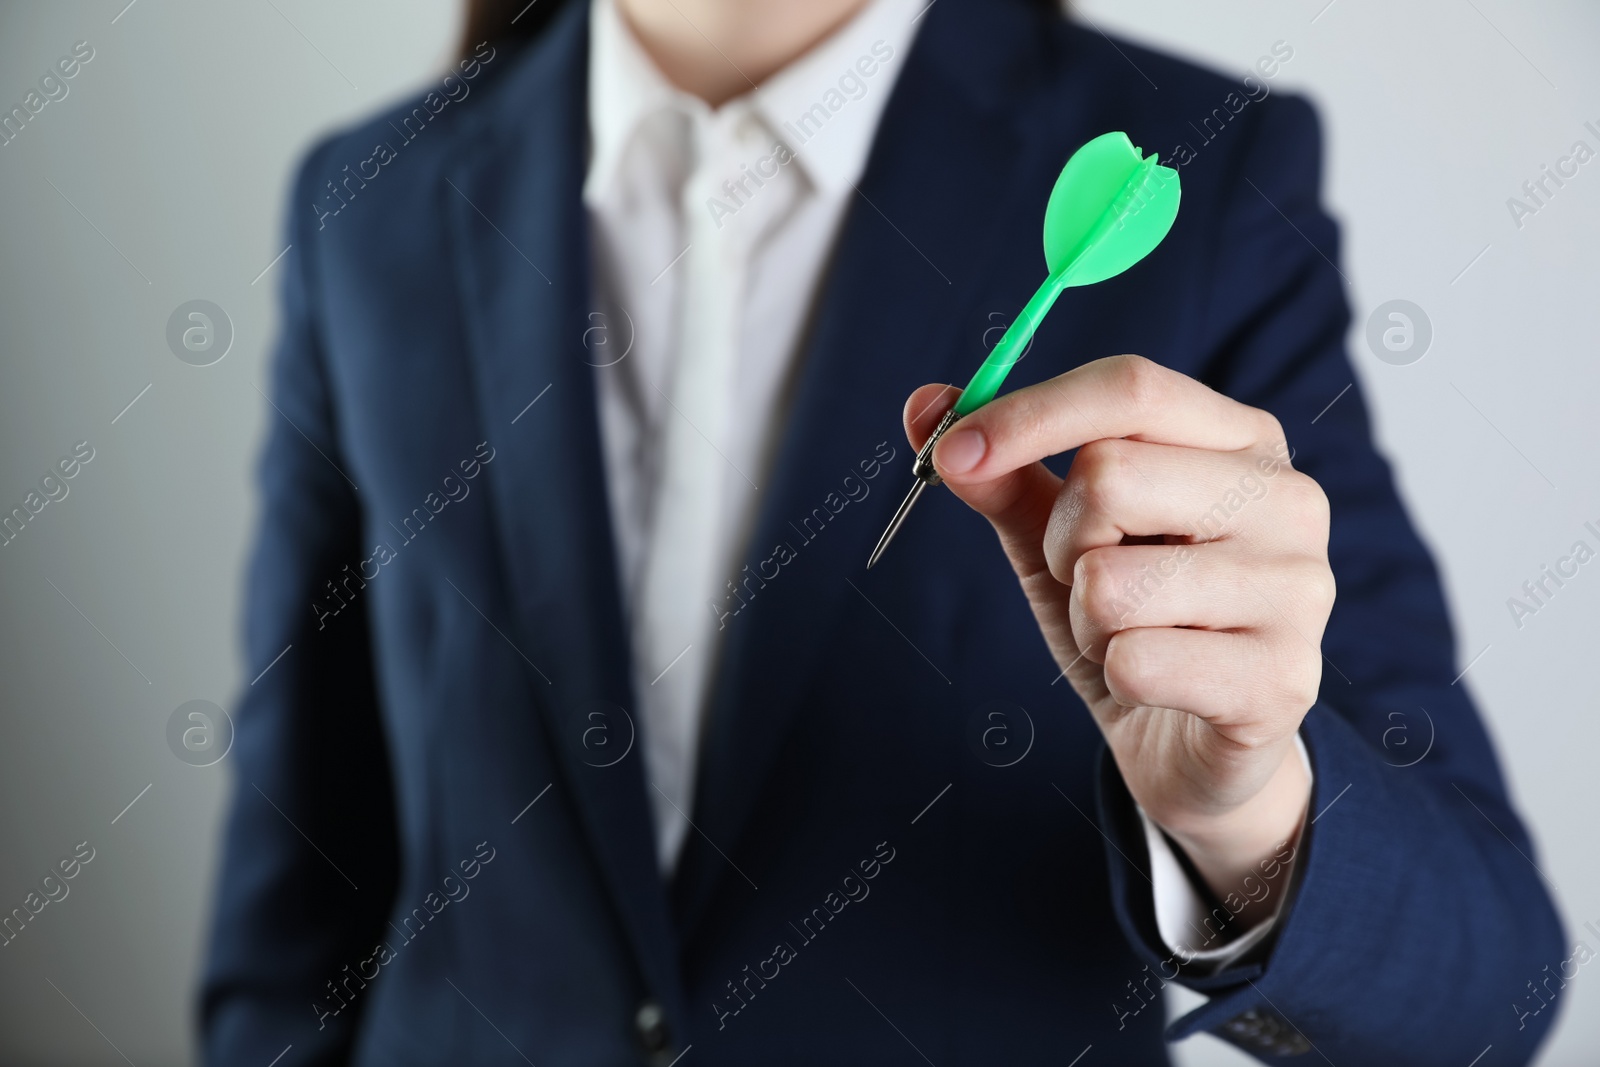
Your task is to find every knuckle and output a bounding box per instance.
[1254,408,1287,449]
[1219,639,1309,732]
[1043,496,1077,584]
[1110,353,1163,411]
[1307,480,1332,530]
[1277,647,1324,711]
[1074,550,1126,627]
[1267,557,1335,630]
[1102,633,1148,707]
[1303,561,1338,614]
[1067,439,1132,516]
[1221,717,1283,753]
[1283,475,1332,542]
[1250,632,1322,714]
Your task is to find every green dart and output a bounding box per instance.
[866,131,1182,569]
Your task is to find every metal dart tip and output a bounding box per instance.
[865,407,963,570]
[867,478,928,569]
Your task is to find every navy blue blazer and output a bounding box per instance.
[201,0,1565,1063]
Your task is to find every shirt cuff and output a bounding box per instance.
[1138,733,1312,971]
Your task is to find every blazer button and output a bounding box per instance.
[1221,1008,1311,1056]
[634,1000,671,1056]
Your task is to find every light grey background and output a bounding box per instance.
[0,1,1594,1064]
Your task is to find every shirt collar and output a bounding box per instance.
[585,0,925,204]
[745,0,925,196]
[585,0,688,206]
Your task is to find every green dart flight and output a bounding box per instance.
[867,131,1182,569]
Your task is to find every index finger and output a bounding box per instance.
[931,354,1283,484]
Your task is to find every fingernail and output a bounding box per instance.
[936,427,985,474]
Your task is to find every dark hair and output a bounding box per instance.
[459,0,1064,60]
[460,0,578,59]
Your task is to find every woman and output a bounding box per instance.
[202,0,1562,1063]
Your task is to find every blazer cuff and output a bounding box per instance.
[1096,704,1381,1055]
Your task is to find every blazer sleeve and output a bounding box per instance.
[199,138,401,1067]
[1094,93,1566,1065]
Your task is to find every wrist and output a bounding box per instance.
[1159,740,1311,928]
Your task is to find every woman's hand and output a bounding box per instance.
[904,355,1331,914]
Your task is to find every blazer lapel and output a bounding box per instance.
[674,0,1084,938]
[444,4,686,1025]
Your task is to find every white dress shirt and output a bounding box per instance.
[584,0,926,873]
[582,0,1303,966]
